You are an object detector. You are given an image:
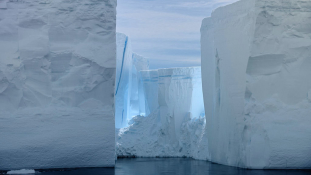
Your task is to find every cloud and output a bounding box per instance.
[169,0,238,8]
[117,0,238,69]
[118,10,202,40]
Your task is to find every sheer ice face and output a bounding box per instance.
[158,67,205,140]
[116,33,133,128]
[0,0,116,170]
[116,33,149,128]
[141,70,159,116]
[201,0,311,169]
[130,54,149,117]
[117,67,206,158]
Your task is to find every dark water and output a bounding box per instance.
[5,158,311,175]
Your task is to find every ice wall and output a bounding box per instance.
[201,0,311,169]
[117,67,206,158]
[0,0,116,170]
[116,33,133,128]
[141,70,159,116]
[158,67,205,140]
[130,54,149,117]
[115,34,150,128]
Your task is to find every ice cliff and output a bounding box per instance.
[115,33,149,128]
[201,0,311,169]
[141,70,159,116]
[116,67,206,158]
[116,33,133,128]
[0,0,116,170]
[130,54,149,117]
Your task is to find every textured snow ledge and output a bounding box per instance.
[116,110,209,159]
[7,169,35,174]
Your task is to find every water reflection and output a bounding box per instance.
[29,158,311,175]
[116,158,311,175]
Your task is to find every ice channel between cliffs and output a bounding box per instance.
[116,67,207,159]
[116,0,311,169]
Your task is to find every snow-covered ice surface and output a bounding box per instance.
[116,67,207,158]
[116,110,208,158]
[7,169,35,174]
[0,0,116,170]
[201,0,311,169]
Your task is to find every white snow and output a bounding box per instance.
[116,110,208,158]
[116,67,206,158]
[0,0,116,170]
[201,0,311,169]
[7,169,35,174]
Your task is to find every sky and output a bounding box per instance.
[117,0,238,69]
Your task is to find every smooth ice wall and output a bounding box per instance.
[141,70,159,116]
[0,0,116,170]
[130,54,149,117]
[158,67,205,141]
[116,33,133,128]
[201,0,311,169]
[116,34,149,128]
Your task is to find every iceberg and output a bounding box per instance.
[117,67,206,158]
[158,67,205,140]
[141,70,159,116]
[201,0,311,169]
[0,0,116,170]
[116,33,150,128]
[130,54,150,117]
[116,33,133,128]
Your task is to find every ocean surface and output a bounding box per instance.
[4,158,311,175]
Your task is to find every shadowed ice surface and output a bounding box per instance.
[7,158,310,175]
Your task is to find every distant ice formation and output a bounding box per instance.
[116,33,149,128]
[201,0,311,169]
[141,70,159,116]
[0,0,116,170]
[116,67,206,158]
[157,67,205,140]
[116,33,133,128]
[130,54,149,117]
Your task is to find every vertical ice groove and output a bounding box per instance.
[115,36,128,96]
